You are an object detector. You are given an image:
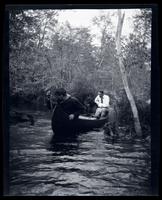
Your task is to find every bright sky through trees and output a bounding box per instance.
[57,9,141,46]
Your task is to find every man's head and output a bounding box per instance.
[98,90,104,98]
[54,88,67,103]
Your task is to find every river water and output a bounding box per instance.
[9,110,151,196]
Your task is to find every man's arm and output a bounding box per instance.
[94,96,100,107]
[102,95,110,108]
[71,98,85,118]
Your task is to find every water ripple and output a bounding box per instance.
[9,111,151,196]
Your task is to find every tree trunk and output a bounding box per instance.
[115,10,142,136]
[45,54,53,71]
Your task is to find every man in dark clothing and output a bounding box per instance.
[51,88,85,137]
[54,88,85,120]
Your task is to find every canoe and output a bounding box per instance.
[75,115,108,131]
[51,105,108,135]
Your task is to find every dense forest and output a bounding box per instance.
[9,9,151,137]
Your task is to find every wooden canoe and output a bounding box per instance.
[51,105,108,135]
[74,115,108,131]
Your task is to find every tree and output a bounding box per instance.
[9,10,41,95]
[115,10,142,136]
[133,9,152,45]
[9,9,59,97]
[92,13,123,95]
[122,9,151,101]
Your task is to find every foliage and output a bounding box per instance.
[9,9,151,132]
[69,76,96,103]
[122,9,151,101]
[133,9,152,44]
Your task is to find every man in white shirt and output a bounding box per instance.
[94,90,110,118]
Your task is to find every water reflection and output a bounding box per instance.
[104,133,119,144]
[48,133,80,156]
[9,111,151,196]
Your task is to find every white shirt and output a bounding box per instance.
[94,94,110,108]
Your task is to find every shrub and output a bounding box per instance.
[68,77,96,104]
